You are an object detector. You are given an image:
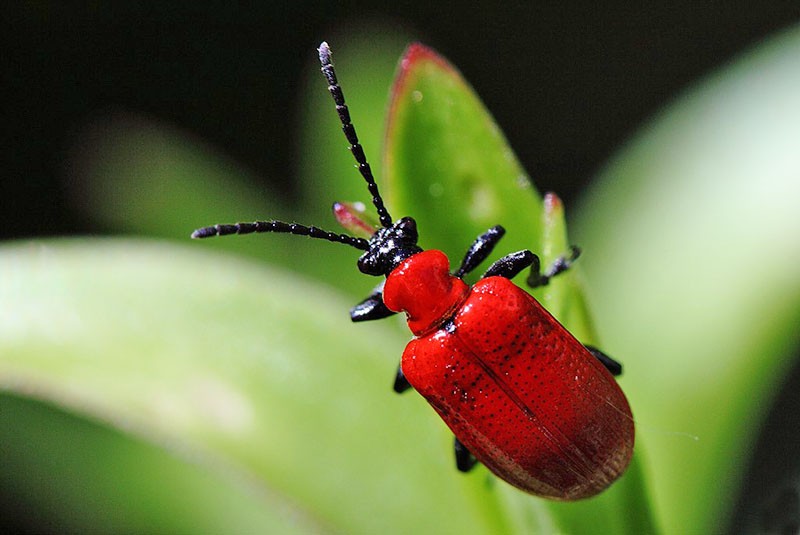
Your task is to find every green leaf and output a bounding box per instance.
[536,192,598,343]
[381,44,657,534]
[0,239,509,534]
[66,114,286,242]
[574,24,800,534]
[65,112,372,293]
[384,43,542,268]
[0,392,310,534]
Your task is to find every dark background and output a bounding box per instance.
[3,3,798,240]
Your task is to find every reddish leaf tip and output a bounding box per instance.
[398,42,454,78]
[544,192,563,211]
[543,192,565,224]
[387,42,462,146]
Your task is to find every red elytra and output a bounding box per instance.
[384,250,633,499]
[192,41,634,500]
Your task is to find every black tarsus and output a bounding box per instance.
[526,245,581,288]
[318,41,393,229]
[393,364,412,393]
[454,437,478,472]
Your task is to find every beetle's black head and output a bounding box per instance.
[358,217,423,276]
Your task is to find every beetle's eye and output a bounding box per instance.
[397,217,418,243]
[357,253,377,275]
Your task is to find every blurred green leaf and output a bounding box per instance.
[574,24,800,534]
[0,239,514,534]
[0,392,311,534]
[66,114,288,242]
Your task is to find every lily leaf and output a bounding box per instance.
[0,240,507,534]
[574,23,800,534]
[384,43,541,270]
[381,43,656,534]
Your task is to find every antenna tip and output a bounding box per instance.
[318,41,331,63]
[191,226,216,239]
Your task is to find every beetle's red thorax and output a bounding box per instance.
[383,250,469,336]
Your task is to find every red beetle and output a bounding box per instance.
[193,42,634,500]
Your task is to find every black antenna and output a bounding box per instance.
[190,42,388,249]
[191,220,369,250]
[318,41,393,228]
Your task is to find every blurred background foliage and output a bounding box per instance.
[2,3,800,534]
[3,3,799,240]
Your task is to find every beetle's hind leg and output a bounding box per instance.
[585,345,623,376]
[393,363,412,393]
[454,437,478,472]
[348,282,407,392]
[526,246,581,288]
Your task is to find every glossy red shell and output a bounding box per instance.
[383,249,469,335]
[383,250,634,500]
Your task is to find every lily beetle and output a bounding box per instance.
[192,42,634,500]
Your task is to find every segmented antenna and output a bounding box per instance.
[191,220,369,250]
[318,41,393,228]
[190,43,389,249]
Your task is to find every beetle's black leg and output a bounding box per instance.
[482,250,536,280]
[453,226,506,279]
[454,437,478,472]
[393,363,412,393]
[350,281,396,322]
[585,345,623,376]
[526,246,581,288]
[349,283,404,392]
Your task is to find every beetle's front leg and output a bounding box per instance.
[350,281,396,322]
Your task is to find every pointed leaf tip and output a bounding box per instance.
[543,192,565,227]
[392,43,459,104]
[543,192,563,212]
[399,43,451,70]
[384,41,539,264]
